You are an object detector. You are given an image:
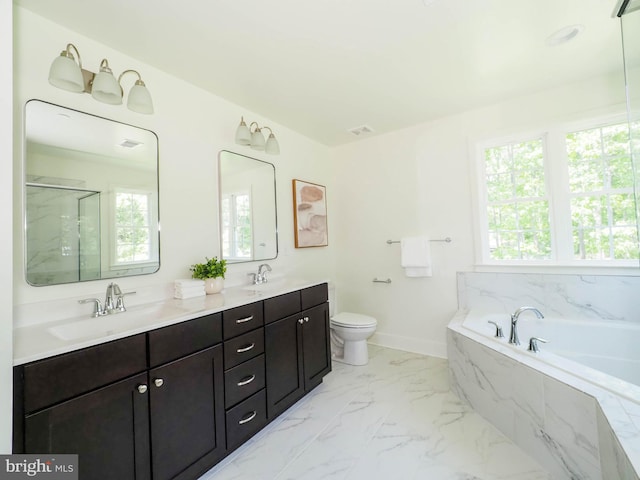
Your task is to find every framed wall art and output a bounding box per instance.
[292,179,328,248]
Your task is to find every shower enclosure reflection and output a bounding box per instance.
[26,184,101,285]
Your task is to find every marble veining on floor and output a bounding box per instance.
[199,346,550,480]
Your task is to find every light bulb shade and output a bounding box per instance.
[251,129,265,150]
[265,133,280,155]
[91,67,122,105]
[235,119,251,145]
[48,54,84,93]
[127,81,154,114]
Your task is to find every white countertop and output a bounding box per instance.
[14,278,327,366]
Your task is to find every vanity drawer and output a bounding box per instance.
[148,313,222,368]
[223,302,264,339]
[301,283,328,310]
[224,328,264,370]
[264,291,301,324]
[226,389,267,450]
[224,354,265,408]
[23,334,147,413]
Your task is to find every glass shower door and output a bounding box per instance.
[619,0,640,262]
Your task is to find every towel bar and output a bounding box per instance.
[372,278,392,284]
[386,237,451,244]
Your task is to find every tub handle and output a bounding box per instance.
[487,321,504,338]
[528,337,548,353]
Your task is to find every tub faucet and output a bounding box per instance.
[509,306,544,345]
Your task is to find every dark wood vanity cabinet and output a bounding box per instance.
[264,284,331,419]
[147,313,225,480]
[221,302,268,450]
[13,283,331,480]
[14,335,150,480]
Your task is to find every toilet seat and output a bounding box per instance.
[331,312,377,329]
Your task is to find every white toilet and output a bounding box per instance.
[329,286,377,366]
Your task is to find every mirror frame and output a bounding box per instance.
[23,99,161,286]
[218,150,278,264]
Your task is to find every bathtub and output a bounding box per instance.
[467,311,640,399]
[447,309,640,480]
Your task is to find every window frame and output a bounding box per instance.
[473,113,639,269]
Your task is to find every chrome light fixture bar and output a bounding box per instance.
[48,43,154,114]
[234,117,280,154]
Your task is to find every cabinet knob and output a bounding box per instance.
[298,318,304,324]
[154,378,164,388]
[304,317,309,323]
[137,384,148,394]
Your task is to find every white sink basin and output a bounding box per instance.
[242,279,292,294]
[48,303,188,341]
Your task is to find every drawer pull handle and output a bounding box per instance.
[154,378,164,388]
[236,315,254,324]
[137,384,148,394]
[238,411,257,425]
[237,343,256,353]
[237,374,256,386]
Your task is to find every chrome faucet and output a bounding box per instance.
[509,306,544,345]
[79,282,136,317]
[254,263,271,285]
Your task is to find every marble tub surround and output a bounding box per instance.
[13,277,326,365]
[458,272,640,322]
[199,345,550,480]
[448,311,640,480]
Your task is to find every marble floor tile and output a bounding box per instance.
[199,346,550,480]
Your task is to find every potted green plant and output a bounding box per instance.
[190,256,227,294]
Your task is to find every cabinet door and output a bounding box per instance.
[265,313,304,419]
[149,345,225,480]
[302,303,332,391]
[24,372,150,480]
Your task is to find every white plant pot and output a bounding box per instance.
[204,277,224,294]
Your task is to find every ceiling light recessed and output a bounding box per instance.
[546,24,585,47]
[348,125,375,136]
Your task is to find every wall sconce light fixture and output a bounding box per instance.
[234,117,280,155]
[48,43,154,114]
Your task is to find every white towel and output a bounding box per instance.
[174,285,205,295]
[174,290,205,299]
[400,236,432,277]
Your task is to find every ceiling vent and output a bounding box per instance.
[119,139,143,148]
[348,125,375,137]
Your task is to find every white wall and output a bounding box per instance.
[332,71,632,358]
[1,0,14,454]
[13,8,335,317]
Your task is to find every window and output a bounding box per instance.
[114,190,154,264]
[484,138,551,260]
[221,192,252,260]
[477,118,639,266]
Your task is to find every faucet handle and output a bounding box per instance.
[487,320,504,338]
[79,298,105,317]
[528,337,548,353]
[247,273,257,285]
[115,291,136,312]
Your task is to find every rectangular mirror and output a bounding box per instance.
[219,150,278,263]
[24,100,160,286]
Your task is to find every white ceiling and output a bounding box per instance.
[15,0,625,146]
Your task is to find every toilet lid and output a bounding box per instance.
[331,312,377,328]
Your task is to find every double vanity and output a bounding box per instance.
[12,280,331,480]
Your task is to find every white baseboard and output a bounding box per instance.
[368,332,447,359]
